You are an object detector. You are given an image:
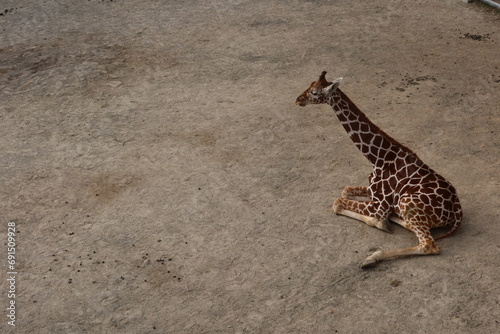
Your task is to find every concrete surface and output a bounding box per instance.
[1,0,499,333]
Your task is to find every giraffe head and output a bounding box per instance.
[295,71,343,107]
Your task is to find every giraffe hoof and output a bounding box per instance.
[377,220,393,233]
[340,187,351,199]
[361,250,383,269]
[360,259,377,269]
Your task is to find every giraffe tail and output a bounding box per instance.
[434,222,461,240]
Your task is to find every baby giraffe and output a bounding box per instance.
[295,71,462,268]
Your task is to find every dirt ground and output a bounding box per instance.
[1,0,499,333]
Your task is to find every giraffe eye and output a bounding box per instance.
[310,90,318,96]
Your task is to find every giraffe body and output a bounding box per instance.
[295,71,462,268]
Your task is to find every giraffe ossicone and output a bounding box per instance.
[295,71,462,268]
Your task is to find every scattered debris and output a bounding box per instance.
[460,32,491,41]
[390,279,402,287]
[0,7,20,16]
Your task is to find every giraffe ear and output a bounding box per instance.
[324,77,343,93]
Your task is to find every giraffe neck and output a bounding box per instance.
[328,89,413,167]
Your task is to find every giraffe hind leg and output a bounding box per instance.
[361,232,440,268]
[361,204,441,268]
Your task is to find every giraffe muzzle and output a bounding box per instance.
[295,99,307,107]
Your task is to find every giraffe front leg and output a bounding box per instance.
[341,186,369,199]
[333,198,392,233]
